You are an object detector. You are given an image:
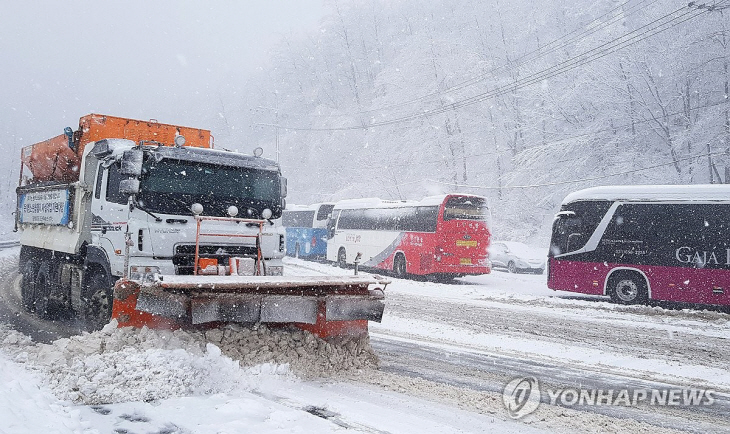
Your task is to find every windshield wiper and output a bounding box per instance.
[132,201,162,222]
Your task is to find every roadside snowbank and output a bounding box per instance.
[0,320,377,405]
[0,350,85,433]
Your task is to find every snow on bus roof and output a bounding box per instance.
[284,203,335,211]
[562,185,730,204]
[332,197,418,210]
[332,194,486,210]
[283,204,312,211]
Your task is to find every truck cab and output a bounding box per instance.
[17,137,287,328]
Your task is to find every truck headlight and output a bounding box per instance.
[129,266,161,282]
[267,266,284,276]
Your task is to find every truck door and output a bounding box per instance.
[91,162,129,276]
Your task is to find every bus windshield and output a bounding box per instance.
[282,210,316,228]
[136,158,282,218]
[550,213,585,256]
[549,200,613,256]
[443,196,489,221]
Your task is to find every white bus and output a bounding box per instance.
[326,194,491,281]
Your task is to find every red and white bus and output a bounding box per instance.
[326,194,491,280]
[548,185,730,307]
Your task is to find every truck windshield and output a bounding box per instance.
[136,158,282,218]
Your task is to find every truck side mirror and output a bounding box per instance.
[280,177,287,198]
[121,149,144,177]
[64,127,75,150]
[119,178,140,195]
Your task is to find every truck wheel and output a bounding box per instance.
[393,253,407,279]
[84,271,113,331]
[34,261,57,319]
[20,260,37,312]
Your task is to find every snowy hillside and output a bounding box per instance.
[224,0,730,244]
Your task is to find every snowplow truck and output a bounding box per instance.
[16,114,387,339]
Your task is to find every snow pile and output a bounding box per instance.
[0,321,378,405]
[0,349,83,433]
[202,323,379,377]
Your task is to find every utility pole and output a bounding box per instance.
[253,92,280,164]
[709,143,714,184]
[274,91,280,164]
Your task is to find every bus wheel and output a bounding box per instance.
[393,253,407,279]
[608,272,648,305]
[337,248,347,268]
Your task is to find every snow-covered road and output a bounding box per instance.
[1,248,729,433]
[288,258,730,432]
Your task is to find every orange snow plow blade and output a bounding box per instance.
[112,275,388,339]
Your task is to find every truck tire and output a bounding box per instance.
[83,271,113,331]
[20,260,37,312]
[34,261,57,319]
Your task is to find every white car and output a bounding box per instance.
[489,241,546,274]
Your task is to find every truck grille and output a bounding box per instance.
[173,244,258,275]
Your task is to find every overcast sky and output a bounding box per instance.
[0,1,329,150]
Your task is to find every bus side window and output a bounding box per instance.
[106,163,127,205]
[94,164,104,200]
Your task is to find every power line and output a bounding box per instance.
[370,4,711,125]
[330,0,660,117]
[273,0,660,121]
[260,2,722,132]
[287,149,729,199]
[419,149,730,191]
[415,97,730,169]
[277,96,729,173]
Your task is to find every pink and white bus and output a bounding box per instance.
[326,194,491,281]
[548,185,730,307]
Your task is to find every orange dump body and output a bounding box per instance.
[21,134,80,183]
[20,114,213,184]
